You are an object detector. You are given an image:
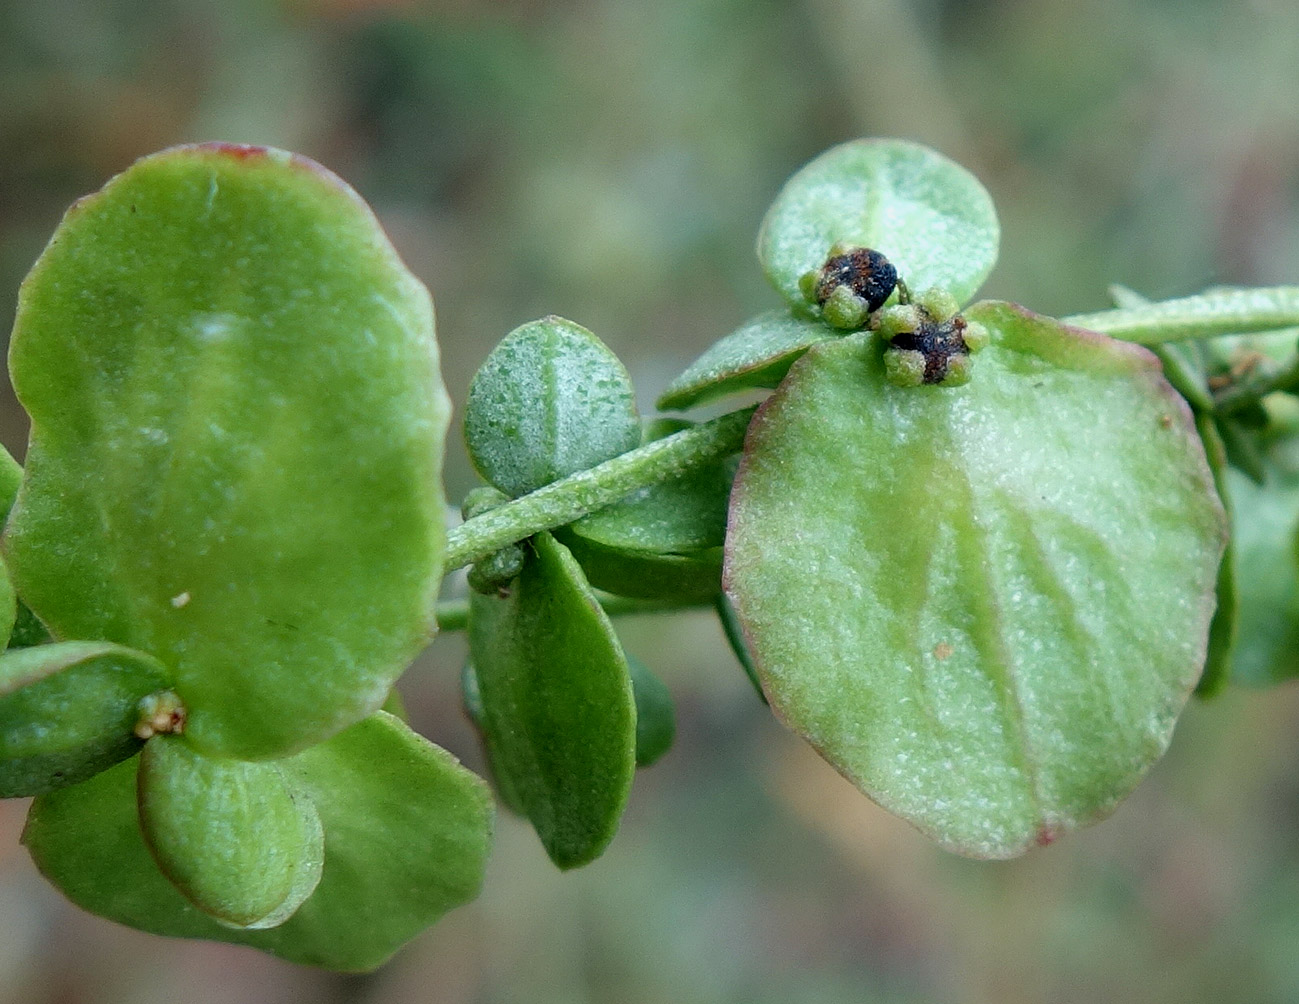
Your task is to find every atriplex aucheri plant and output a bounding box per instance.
[2,138,1297,970]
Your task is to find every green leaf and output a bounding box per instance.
[3,144,451,760]
[556,420,735,601]
[628,656,675,768]
[464,316,641,498]
[23,712,493,972]
[460,659,526,814]
[758,139,999,311]
[656,311,835,412]
[1225,463,1299,686]
[0,444,21,523]
[713,594,766,704]
[469,532,636,868]
[1064,286,1299,345]
[0,641,169,797]
[1193,415,1236,697]
[137,736,324,928]
[726,302,1226,858]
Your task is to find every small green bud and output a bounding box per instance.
[875,304,922,339]
[798,270,820,303]
[962,320,989,354]
[822,285,869,329]
[916,287,961,322]
[468,543,526,596]
[883,348,926,387]
[939,353,973,387]
[462,485,509,521]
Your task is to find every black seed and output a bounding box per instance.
[889,312,970,385]
[815,248,898,312]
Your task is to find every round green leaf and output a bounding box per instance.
[468,532,636,869]
[138,736,324,928]
[656,311,835,412]
[0,641,169,797]
[3,144,451,760]
[22,712,493,972]
[758,139,999,310]
[726,302,1225,858]
[464,316,641,497]
[628,656,675,768]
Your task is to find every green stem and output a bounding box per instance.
[1063,286,1299,345]
[436,592,709,632]
[443,406,755,572]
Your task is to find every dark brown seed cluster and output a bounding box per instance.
[888,311,971,384]
[814,247,898,312]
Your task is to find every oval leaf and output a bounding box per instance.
[758,139,999,310]
[3,144,451,759]
[0,640,169,796]
[629,656,675,768]
[468,532,636,868]
[726,303,1225,858]
[464,316,641,497]
[22,712,493,972]
[657,311,835,412]
[138,736,324,928]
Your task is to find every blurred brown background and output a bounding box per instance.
[3,0,1299,1001]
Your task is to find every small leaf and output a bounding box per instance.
[1193,414,1236,697]
[556,420,735,601]
[23,712,493,972]
[758,139,999,310]
[1225,463,1299,686]
[464,316,641,497]
[469,532,636,868]
[137,736,324,928]
[656,311,835,412]
[0,444,21,522]
[4,144,451,760]
[0,641,169,797]
[713,594,766,704]
[629,656,675,768]
[726,303,1225,857]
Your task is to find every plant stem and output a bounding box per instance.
[436,592,709,632]
[1063,286,1299,345]
[443,406,756,572]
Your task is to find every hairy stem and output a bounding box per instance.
[1064,286,1299,345]
[443,407,755,572]
[436,592,709,632]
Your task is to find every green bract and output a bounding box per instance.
[138,736,324,928]
[758,139,999,310]
[725,303,1226,858]
[0,641,169,796]
[469,532,636,868]
[628,656,675,768]
[23,712,492,971]
[3,144,450,760]
[657,311,835,412]
[464,316,641,497]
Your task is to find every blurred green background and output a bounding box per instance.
[3,0,1299,1001]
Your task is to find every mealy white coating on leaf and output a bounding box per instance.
[725,302,1226,858]
[758,139,999,310]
